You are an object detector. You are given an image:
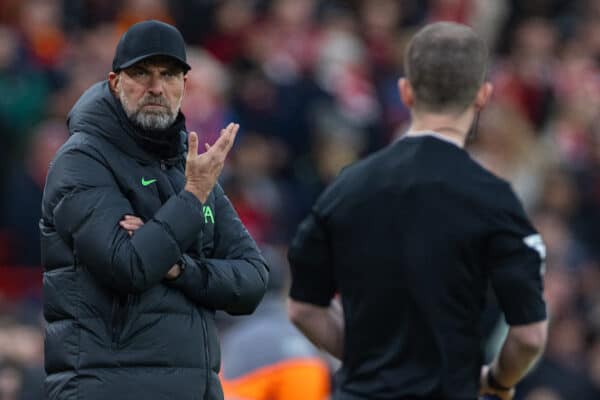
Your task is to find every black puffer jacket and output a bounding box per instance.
[40,81,269,400]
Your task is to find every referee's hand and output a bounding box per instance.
[479,366,514,400]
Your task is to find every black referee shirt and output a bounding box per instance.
[288,134,547,400]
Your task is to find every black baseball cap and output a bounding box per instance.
[112,20,191,73]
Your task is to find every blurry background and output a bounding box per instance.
[0,0,600,399]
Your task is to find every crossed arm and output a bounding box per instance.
[121,184,268,315]
[46,126,267,314]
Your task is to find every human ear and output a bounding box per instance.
[398,78,415,108]
[475,82,493,109]
[108,71,120,94]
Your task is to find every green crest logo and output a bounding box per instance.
[203,206,215,224]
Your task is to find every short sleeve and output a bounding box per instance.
[486,190,547,326]
[287,211,336,307]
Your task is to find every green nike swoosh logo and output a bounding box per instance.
[141,177,157,186]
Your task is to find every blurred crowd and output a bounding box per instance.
[0,0,600,399]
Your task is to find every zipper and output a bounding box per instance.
[201,312,210,399]
[111,297,120,348]
[111,294,130,348]
[160,160,166,170]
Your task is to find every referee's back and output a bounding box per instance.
[287,22,547,400]
[316,134,543,399]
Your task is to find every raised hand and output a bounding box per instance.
[184,123,239,203]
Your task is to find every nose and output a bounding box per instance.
[147,71,163,96]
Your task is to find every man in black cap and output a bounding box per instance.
[41,20,268,400]
[287,22,548,400]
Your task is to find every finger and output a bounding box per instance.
[123,222,143,230]
[209,128,231,153]
[129,216,144,225]
[224,123,239,153]
[214,123,238,153]
[218,123,239,156]
[120,218,141,225]
[120,221,142,230]
[216,124,229,140]
[188,131,198,158]
[220,123,233,135]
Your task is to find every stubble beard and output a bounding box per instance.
[119,86,182,132]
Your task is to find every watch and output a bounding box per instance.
[487,369,512,392]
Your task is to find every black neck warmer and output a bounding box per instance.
[114,96,186,160]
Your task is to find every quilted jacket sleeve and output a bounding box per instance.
[43,146,205,294]
[166,184,269,315]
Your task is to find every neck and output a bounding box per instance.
[406,107,476,148]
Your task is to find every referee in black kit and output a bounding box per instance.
[287,22,548,400]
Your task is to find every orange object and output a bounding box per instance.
[221,358,330,400]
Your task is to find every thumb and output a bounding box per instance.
[187,131,198,158]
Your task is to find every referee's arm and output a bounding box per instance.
[286,211,344,360]
[481,198,549,397]
[482,320,548,394]
[287,298,344,360]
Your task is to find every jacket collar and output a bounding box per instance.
[67,81,187,164]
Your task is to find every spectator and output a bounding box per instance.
[0,119,68,266]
